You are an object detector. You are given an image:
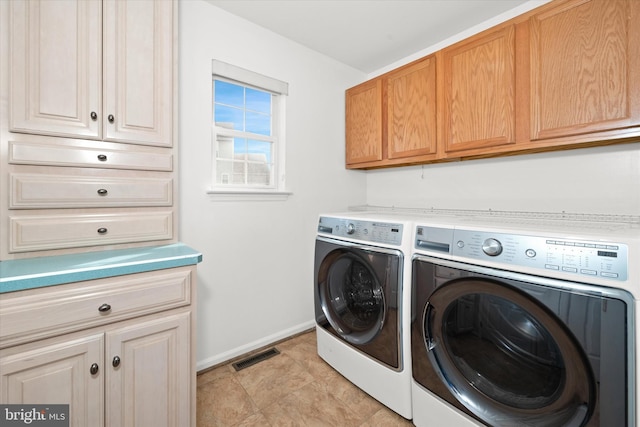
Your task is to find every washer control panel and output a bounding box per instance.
[415,226,628,281]
[318,217,403,245]
[452,229,628,281]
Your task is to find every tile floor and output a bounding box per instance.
[196,329,414,426]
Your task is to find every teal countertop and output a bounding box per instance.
[0,243,202,294]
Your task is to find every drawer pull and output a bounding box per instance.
[108,114,115,124]
[97,227,108,235]
[90,111,97,121]
[98,303,111,313]
[97,154,108,162]
[112,356,121,368]
[90,363,99,375]
[97,188,108,196]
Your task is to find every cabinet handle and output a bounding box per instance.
[98,303,111,313]
[90,111,97,121]
[90,363,99,375]
[112,356,121,368]
[108,114,115,124]
[97,154,108,162]
[97,188,108,196]
[97,227,108,235]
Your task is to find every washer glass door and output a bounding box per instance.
[424,278,596,427]
[315,238,403,370]
[319,249,386,345]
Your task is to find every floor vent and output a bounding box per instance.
[232,347,280,371]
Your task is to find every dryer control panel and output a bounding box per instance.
[318,217,403,245]
[415,226,628,281]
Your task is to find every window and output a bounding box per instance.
[211,60,289,196]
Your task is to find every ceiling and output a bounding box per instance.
[206,0,532,74]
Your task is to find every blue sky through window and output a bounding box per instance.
[215,79,273,164]
[214,80,271,136]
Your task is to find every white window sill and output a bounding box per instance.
[206,189,292,201]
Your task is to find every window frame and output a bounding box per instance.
[208,60,290,199]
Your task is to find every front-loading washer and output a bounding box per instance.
[314,211,415,418]
[410,213,639,427]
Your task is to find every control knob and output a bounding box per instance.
[482,238,503,256]
[346,223,355,235]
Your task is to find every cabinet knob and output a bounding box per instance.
[112,356,121,368]
[97,188,108,196]
[90,111,97,121]
[97,154,108,162]
[98,303,111,313]
[97,227,108,235]
[90,363,99,375]
[108,114,115,124]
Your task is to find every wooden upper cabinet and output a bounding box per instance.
[346,79,383,165]
[344,0,640,169]
[441,25,517,155]
[9,0,102,139]
[387,57,437,159]
[346,57,437,168]
[529,0,640,141]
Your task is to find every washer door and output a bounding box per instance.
[318,249,386,345]
[423,278,596,427]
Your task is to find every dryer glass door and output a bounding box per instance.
[424,278,596,427]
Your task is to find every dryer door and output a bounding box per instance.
[423,277,596,426]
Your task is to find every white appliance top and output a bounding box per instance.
[347,205,640,241]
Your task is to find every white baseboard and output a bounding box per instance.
[196,320,316,372]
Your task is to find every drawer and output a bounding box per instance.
[9,140,172,171]
[0,267,192,348]
[9,211,173,253]
[10,173,173,209]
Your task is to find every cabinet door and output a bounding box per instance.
[530,0,640,140]
[345,79,383,165]
[103,0,174,147]
[441,25,516,154]
[9,0,102,139]
[106,312,191,427]
[386,57,437,159]
[0,333,104,427]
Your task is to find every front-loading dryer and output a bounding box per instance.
[314,212,414,419]
[410,213,639,427]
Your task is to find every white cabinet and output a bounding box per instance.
[103,0,174,146]
[8,0,102,140]
[8,139,174,171]
[0,333,104,427]
[106,313,191,427]
[0,266,196,427]
[0,0,178,260]
[9,0,173,147]
[9,211,174,253]
[9,173,173,209]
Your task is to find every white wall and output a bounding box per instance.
[365,0,640,216]
[181,0,640,371]
[179,1,366,370]
[366,144,640,215]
